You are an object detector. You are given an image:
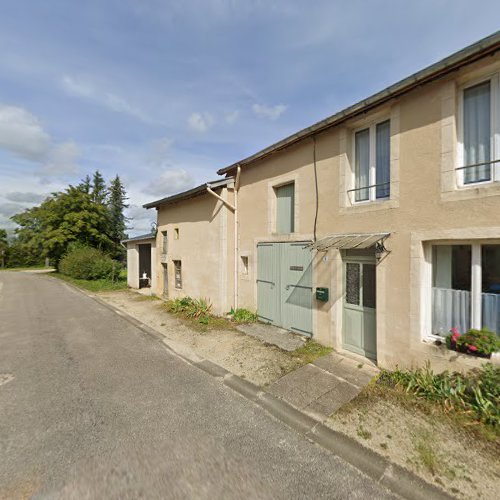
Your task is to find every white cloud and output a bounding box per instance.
[252,103,287,120]
[0,105,51,161]
[36,141,81,178]
[225,110,240,124]
[0,202,24,217]
[188,112,215,132]
[126,204,155,235]
[143,168,194,197]
[4,191,47,203]
[61,75,154,123]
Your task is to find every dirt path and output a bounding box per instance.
[99,290,302,386]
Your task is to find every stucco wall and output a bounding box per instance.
[154,187,234,314]
[233,53,500,370]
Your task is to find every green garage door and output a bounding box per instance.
[257,242,313,336]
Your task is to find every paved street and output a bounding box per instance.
[0,272,396,499]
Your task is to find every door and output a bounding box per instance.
[138,244,152,287]
[162,263,168,298]
[257,242,312,336]
[343,259,377,360]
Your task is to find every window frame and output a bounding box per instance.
[351,118,391,204]
[428,242,500,339]
[173,260,182,289]
[456,72,500,188]
[274,181,295,234]
[161,231,168,255]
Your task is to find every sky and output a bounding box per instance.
[0,1,499,236]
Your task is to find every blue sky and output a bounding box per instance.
[0,1,499,235]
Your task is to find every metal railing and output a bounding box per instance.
[456,159,499,185]
[346,181,390,202]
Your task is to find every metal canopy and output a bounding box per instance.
[309,232,390,252]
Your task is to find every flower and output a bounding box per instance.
[468,345,478,352]
[450,327,460,336]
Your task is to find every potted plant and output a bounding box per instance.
[445,327,500,358]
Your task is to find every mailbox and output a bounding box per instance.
[316,287,329,302]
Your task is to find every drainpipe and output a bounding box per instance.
[234,165,241,310]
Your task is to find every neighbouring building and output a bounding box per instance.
[122,233,157,290]
[143,32,500,371]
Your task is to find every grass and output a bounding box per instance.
[52,272,128,292]
[0,265,53,272]
[289,340,333,366]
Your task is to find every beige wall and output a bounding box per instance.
[154,187,234,314]
[233,53,500,370]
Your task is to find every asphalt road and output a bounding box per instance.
[0,272,397,499]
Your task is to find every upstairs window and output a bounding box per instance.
[352,120,390,202]
[173,260,182,289]
[275,183,295,234]
[458,76,500,186]
[161,231,168,255]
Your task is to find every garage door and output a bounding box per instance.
[257,242,313,336]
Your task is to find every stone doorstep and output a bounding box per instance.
[235,322,306,352]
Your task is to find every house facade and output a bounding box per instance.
[144,32,500,371]
[122,233,156,290]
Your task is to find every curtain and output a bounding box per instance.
[376,120,390,199]
[355,129,370,201]
[432,287,470,336]
[463,81,491,184]
[482,293,500,336]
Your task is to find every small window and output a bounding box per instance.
[161,231,168,254]
[241,256,249,275]
[275,183,295,234]
[173,260,182,289]
[352,120,390,202]
[174,228,179,240]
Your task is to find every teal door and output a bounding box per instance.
[257,242,312,336]
[343,259,377,360]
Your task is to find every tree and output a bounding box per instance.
[0,229,7,268]
[107,175,129,259]
[11,185,114,267]
[80,174,91,194]
[91,170,107,204]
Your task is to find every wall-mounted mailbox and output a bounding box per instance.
[316,287,329,302]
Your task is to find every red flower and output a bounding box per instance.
[468,345,478,352]
[450,327,460,336]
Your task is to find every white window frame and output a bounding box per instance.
[428,242,497,339]
[456,72,500,188]
[351,118,391,203]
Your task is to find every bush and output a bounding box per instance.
[377,362,500,426]
[445,327,500,357]
[228,308,258,323]
[59,245,118,281]
[165,297,213,323]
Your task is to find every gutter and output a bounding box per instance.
[217,31,500,176]
[205,165,241,310]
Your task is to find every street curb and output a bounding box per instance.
[54,280,453,500]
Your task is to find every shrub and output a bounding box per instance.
[445,327,500,357]
[59,245,118,281]
[228,308,258,323]
[165,297,213,323]
[377,362,500,426]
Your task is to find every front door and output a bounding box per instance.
[257,242,313,336]
[343,258,377,360]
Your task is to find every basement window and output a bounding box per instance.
[173,260,182,289]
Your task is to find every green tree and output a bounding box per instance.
[11,185,114,267]
[91,170,107,204]
[107,175,129,259]
[80,174,91,194]
[0,229,7,268]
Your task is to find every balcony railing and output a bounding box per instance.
[456,159,499,186]
[347,182,390,203]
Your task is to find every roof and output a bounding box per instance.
[309,233,390,252]
[143,177,234,209]
[217,30,500,176]
[121,233,156,244]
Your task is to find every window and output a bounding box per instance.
[174,228,179,240]
[353,120,390,202]
[161,231,168,255]
[458,76,500,186]
[240,256,249,275]
[431,244,500,336]
[275,183,295,234]
[173,260,182,289]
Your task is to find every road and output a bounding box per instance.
[0,271,396,499]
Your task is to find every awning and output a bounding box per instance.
[308,232,390,252]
